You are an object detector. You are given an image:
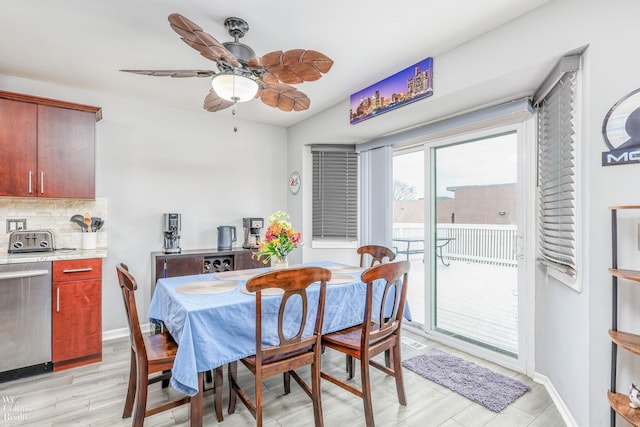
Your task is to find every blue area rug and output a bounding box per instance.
[402,348,530,412]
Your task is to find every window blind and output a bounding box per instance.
[311,146,358,240]
[536,69,578,277]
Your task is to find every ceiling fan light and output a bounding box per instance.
[211,73,259,103]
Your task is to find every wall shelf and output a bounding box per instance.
[610,268,640,283]
[609,206,640,426]
[609,391,640,426]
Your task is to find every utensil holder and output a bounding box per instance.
[81,232,97,250]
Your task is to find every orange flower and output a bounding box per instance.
[254,211,301,264]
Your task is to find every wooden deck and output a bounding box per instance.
[405,256,518,354]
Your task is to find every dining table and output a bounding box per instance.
[148,261,410,427]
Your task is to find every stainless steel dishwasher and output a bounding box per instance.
[0,261,52,382]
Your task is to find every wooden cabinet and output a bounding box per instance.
[608,205,640,426]
[52,258,102,371]
[0,98,37,196]
[155,254,204,282]
[151,249,263,297]
[234,250,264,270]
[37,105,96,198]
[0,91,101,199]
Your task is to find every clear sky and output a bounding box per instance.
[393,133,517,199]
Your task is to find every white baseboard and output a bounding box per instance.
[102,323,152,342]
[533,372,578,427]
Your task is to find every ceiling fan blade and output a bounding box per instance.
[168,13,240,67]
[258,49,334,84]
[120,69,215,78]
[203,89,234,112]
[257,72,279,85]
[257,82,310,112]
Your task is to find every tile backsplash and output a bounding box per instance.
[0,197,107,250]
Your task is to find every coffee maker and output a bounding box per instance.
[242,217,264,249]
[163,213,181,254]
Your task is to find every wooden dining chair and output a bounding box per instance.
[350,244,397,377]
[320,260,410,427]
[116,263,222,426]
[227,266,331,427]
[357,244,396,268]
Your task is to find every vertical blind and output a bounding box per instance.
[311,145,358,240]
[536,69,578,276]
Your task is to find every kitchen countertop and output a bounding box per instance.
[0,248,108,264]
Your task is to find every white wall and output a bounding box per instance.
[288,0,640,425]
[0,73,288,333]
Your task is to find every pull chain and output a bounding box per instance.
[232,106,238,133]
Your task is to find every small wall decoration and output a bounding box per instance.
[350,57,433,124]
[602,88,640,166]
[288,171,301,195]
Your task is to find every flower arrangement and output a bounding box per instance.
[254,211,301,265]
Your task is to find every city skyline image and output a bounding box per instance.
[350,57,433,124]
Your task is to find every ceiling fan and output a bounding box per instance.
[121,14,334,113]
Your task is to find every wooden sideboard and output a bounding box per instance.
[150,248,263,298]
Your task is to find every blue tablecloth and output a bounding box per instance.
[148,261,409,396]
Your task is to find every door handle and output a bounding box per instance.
[0,270,49,280]
[28,171,33,194]
[40,171,44,194]
[56,287,60,313]
[515,234,525,260]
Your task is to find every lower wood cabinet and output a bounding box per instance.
[234,250,264,270]
[155,254,203,281]
[52,258,102,371]
[151,249,264,297]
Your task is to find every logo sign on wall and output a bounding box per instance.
[602,88,640,166]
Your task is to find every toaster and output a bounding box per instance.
[8,230,55,253]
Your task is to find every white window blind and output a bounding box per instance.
[311,145,358,240]
[536,58,579,278]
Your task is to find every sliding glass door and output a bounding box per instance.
[431,132,520,357]
[393,126,526,364]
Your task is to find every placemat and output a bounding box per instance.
[327,265,364,274]
[240,286,285,296]
[327,273,356,285]
[215,269,263,281]
[176,281,238,295]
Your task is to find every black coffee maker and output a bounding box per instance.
[163,213,181,254]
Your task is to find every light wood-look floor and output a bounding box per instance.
[0,329,566,426]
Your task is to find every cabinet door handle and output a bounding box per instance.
[62,267,92,273]
[28,171,32,194]
[40,171,44,194]
[56,287,60,313]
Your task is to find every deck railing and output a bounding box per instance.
[392,223,517,266]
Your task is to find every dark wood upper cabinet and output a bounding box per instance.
[38,106,96,199]
[0,91,101,199]
[0,98,37,197]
